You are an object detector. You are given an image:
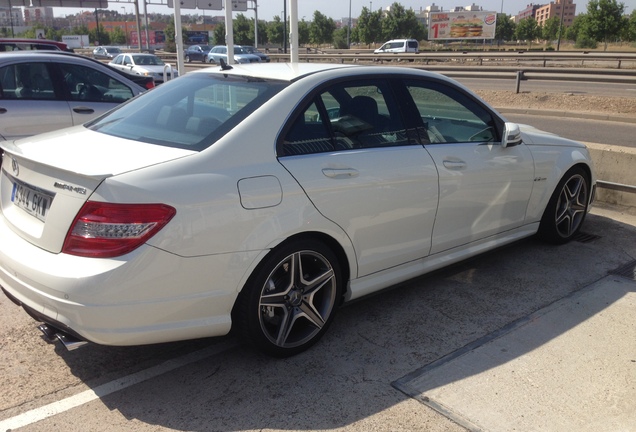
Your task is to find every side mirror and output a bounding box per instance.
[502,122,522,148]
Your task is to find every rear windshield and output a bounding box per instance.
[87,72,287,151]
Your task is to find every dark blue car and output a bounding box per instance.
[184,45,212,63]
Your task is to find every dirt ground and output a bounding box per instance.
[475,90,636,117]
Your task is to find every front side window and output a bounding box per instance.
[405,80,499,144]
[87,73,287,150]
[59,63,134,103]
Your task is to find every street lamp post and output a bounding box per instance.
[251,0,258,48]
[556,0,566,51]
[347,0,351,48]
[283,0,287,54]
[8,0,14,37]
[121,7,127,47]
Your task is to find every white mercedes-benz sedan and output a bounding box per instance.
[0,63,595,357]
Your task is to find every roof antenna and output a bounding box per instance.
[219,58,233,71]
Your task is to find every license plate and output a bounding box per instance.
[11,181,54,222]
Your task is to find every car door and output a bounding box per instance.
[57,61,135,126]
[403,78,535,254]
[0,61,72,140]
[277,78,439,278]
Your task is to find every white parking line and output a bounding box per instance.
[0,340,237,430]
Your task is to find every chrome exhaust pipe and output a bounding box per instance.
[37,324,88,351]
[55,333,88,351]
[38,324,57,340]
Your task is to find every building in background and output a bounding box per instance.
[23,7,55,27]
[0,6,23,27]
[534,0,576,27]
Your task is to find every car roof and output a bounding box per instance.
[0,51,145,88]
[188,62,447,83]
[0,51,103,61]
[0,38,68,47]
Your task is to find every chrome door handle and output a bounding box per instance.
[322,168,359,178]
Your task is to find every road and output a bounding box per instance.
[499,112,636,148]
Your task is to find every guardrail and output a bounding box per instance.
[266,50,636,69]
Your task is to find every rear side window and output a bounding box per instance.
[280,79,416,156]
[0,62,56,100]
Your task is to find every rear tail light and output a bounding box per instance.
[62,202,176,258]
[145,80,155,90]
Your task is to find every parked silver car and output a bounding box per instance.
[92,46,123,60]
[0,51,146,141]
[206,46,261,64]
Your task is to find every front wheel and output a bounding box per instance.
[233,239,342,357]
[538,166,590,244]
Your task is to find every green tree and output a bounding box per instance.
[255,19,269,46]
[309,11,336,45]
[627,10,636,41]
[267,15,284,46]
[111,26,127,45]
[542,16,561,42]
[564,13,587,41]
[89,24,110,45]
[298,19,310,45]
[332,27,349,49]
[233,13,253,45]
[585,0,626,50]
[213,22,225,45]
[381,2,425,41]
[356,7,383,46]
[515,17,540,48]
[495,13,516,42]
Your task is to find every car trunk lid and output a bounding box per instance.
[0,128,194,253]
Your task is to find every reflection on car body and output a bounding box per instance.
[0,63,595,359]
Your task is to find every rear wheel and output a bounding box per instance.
[538,166,590,244]
[185,55,191,63]
[233,239,342,357]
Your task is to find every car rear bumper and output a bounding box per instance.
[0,215,245,346]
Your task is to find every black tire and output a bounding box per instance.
[185,55,191,63]
[538,166,590,244]
[233,238,342,357]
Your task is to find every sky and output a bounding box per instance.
[55,0,636,21]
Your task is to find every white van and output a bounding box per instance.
[374,39,419,54]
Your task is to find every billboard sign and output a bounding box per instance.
[428,11,497,40]
[166,0,231,10]
[231,0,247,11]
